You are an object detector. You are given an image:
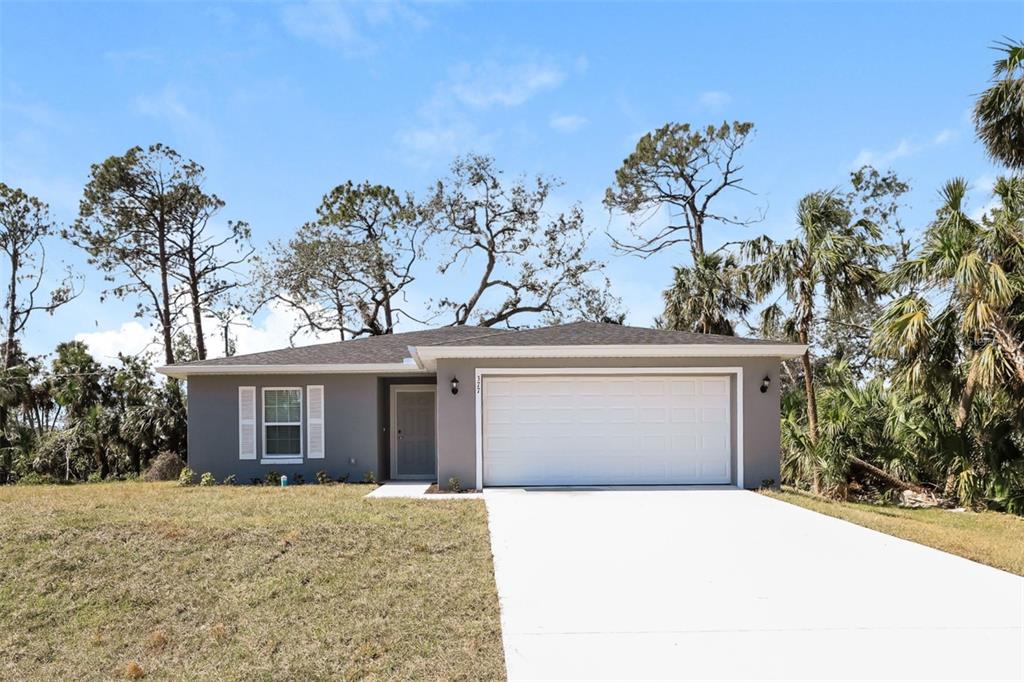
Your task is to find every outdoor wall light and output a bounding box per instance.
[760,376,771,393]
[450,376,460,395]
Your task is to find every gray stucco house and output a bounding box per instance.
[158,322,805,489]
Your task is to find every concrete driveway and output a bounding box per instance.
[484,487,1024,681]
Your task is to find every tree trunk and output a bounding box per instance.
[189,278,206,361]
[955,354,980,430]
[849,456,929,494]
[0,246,18,483]
[993,318,1024,384]
[156,217,175,367]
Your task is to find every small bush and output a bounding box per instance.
[265,470,281,486]
[87,472,103,483]
[316,470,332,485]
[362,470,377,484]
[447,476,462,493]
[199,472,216,487]
[222,474,237,486]
[251,478,263,486]
[120,660,145,679]
[144,451,185,482]
[178,467,196,487]
[292,473,304,485]
[15,472,58,486]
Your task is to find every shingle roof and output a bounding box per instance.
[433,321,785,347]
[170,325,502,367]
[166,321,795,369]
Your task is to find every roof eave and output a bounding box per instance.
[155,361,428,379]
[408,343,808,370]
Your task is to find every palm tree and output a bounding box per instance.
[874,177,1024,504]
[745,193,885,437]
[745,192,893,494]
[876,178,1024,422]
[974,39,1024,170]
[661,252,750,335]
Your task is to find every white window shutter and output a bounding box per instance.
[307,385,325,459]
[238,386,257,460]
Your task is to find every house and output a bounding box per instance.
[157,321,806,488]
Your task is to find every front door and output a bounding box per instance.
[390,385,437,480]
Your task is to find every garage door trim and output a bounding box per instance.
[473,366,744,490]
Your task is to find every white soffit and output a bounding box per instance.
[408,344,807,370]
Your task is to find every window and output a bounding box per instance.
[263,388,302,461]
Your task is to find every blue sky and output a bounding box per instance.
[1,1,1017,363]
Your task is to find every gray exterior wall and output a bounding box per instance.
[434,356,781,490]
[187,373,434,483]
[186,356,782,488]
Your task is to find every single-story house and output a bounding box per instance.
[157,322,805,489]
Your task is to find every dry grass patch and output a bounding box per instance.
[0,482,505,680]
[763,487,1024,575]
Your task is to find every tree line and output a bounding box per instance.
[0,39,1021,514]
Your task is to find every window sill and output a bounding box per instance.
[261,457,302,465]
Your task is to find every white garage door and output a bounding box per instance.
[482,374,732,486]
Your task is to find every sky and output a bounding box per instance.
[1,0,1019,365]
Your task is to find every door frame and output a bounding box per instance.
[389,384,438,480]
[473,366,744,491]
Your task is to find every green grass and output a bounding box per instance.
[763,487,1024,576]
[0,482,505,681]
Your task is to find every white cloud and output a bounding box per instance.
[231,302,337,357]
[397,54,578,164]
[549,113,588,133]
[104,48,164,68]
[448,60,566,109]
[851,127,956,169]
[73,302,340,369]
[280,0,426,55]
[134,86,198,127]
[75,321,160,365]
[969,174,1000,222]
[281,1,367,53]
[697,90,731,110]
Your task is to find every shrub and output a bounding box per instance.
[447,476,462,493]
[178,467,195,487]
[15,472,58,486]
[362,470,377,484]
[292,473,305,485]
[316,470,332,485]
[144,451,185,482]
[120,660,145,680]
[199,472,216,487]
[87,472,103,483]
[222,474,237,486]
[265,470,281,486]
[250,478,263,486]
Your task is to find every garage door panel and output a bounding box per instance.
[482,374,732,486]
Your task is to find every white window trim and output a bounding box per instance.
[261,386,303,464]
[473,367,744,491]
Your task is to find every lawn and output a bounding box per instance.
[763,488,1024,576]
[0,482,505,681]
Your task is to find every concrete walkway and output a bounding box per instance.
[484,487,1024,681]
[365,481,482,499]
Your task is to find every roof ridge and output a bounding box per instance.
[420,325,520,346]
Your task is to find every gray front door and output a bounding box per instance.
[390,386,437,479]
